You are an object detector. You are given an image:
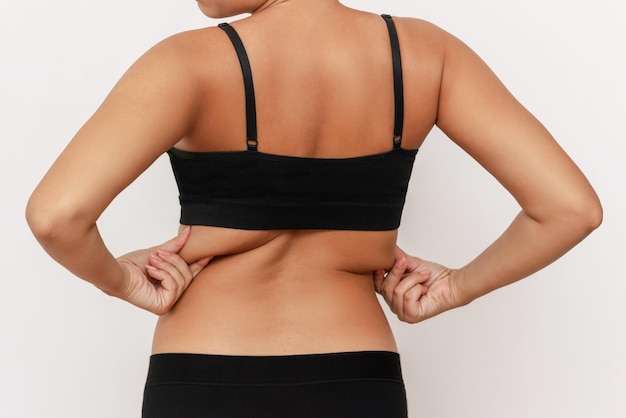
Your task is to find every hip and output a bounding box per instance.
[142,351,408,418]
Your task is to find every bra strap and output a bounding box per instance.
[381,14,404,148]
[218,23,258,151]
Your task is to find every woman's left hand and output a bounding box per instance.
[374,246,464,324]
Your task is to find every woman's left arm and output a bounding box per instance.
[376,22,603,323]
[26,34,201,302]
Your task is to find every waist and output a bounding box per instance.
[153,228,399,355]
[152,264,397,355]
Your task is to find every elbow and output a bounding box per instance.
[559,196,603,238]
[573,188,603,233]
[582,199,603,233]
[26,200,62,244]
[588,199,604,232]
[528,192,603,240]
[25,196,87,244]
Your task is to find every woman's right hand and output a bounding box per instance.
[113,227,212,315]
[374,246,466,324]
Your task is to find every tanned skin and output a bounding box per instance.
[26,0,601,355]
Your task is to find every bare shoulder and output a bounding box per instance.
[109,25,234,109]
[388,16,464,83]
[162,26,227,50]
[145,26,245,89]
[392,16,484,68]
[393,17,453,50]
[141,26,227,68]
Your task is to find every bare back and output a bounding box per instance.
[26,0,602,361]
[150,5,444,355]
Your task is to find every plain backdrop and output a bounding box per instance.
[1,1,624,417]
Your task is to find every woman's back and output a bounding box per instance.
[175,5,439,157]
[25,1,602,415]
[152,4,443,355]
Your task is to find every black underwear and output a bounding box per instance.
[142,351,408,417]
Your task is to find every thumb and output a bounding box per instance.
[157,226,191,254]
[389,253,408,278]
[189,256,213,277]
[394,245,407,261]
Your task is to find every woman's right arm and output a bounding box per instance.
[25,32,211,314]
[377,23,602,323]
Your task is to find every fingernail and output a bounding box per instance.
[157,250,171,257]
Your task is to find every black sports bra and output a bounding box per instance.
[168,14,417,231]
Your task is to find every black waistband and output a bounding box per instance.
[146,351,403,385]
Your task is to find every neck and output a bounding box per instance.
[252,0,341,15]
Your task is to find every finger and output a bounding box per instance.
[390,272,427,316]
[393,246,427,276]
[412,269,432,286]
[416,261,450,286]
[142,264,162,287]
[151,251,207,300]
[149,253,185,298]
[189,256,213,277]
[155,250,206,299]
[373,269,386,294]
[381,256,408,313]
[145,265,177,309]
[399,283,428,324]
[156,226,191,254]
[172,226,192,251]
[404,255,427,274]
[157,250,193,282]
[394,245,407,262]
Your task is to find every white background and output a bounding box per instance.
[1,1,624,417]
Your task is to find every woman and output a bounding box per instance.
[25,0,602,416]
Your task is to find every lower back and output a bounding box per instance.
[151,226,399,355]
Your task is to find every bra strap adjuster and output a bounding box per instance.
[246,139,258,151]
